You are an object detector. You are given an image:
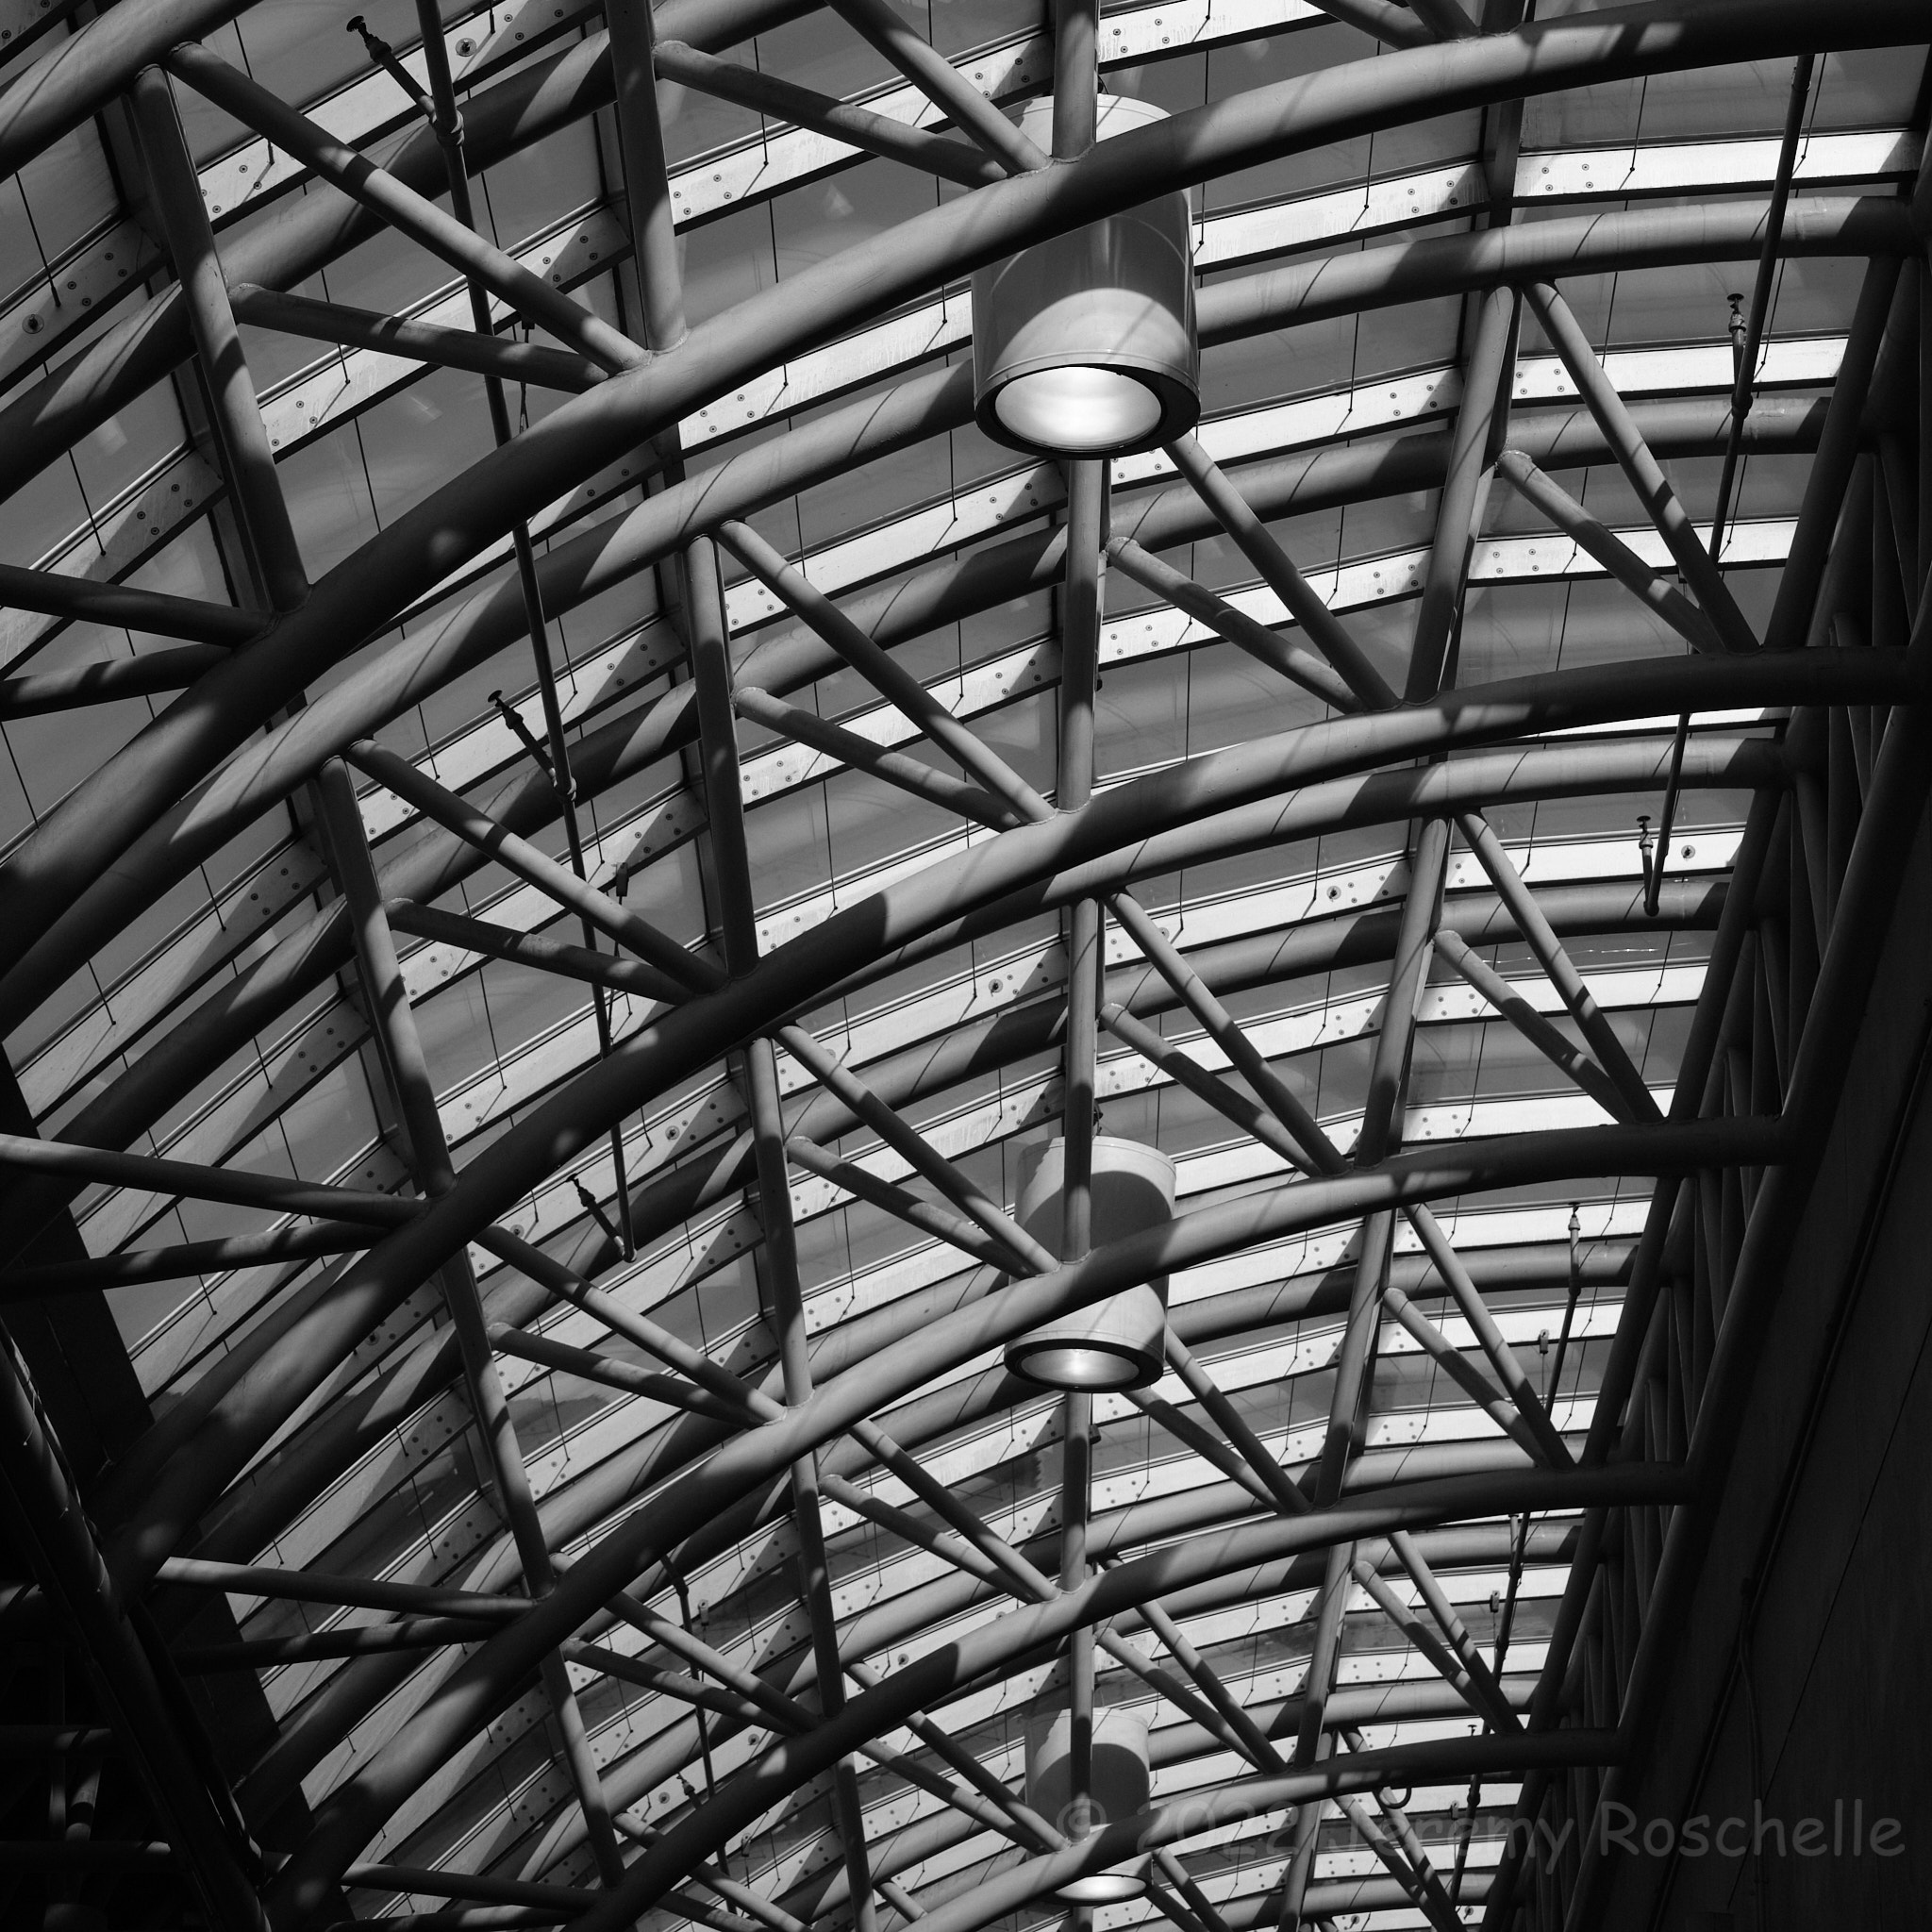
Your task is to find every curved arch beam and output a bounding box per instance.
[0,0,1913,1022]
[81,728,1767,1578]
[107,641,1898,1591]
[166,878,1712,1676]
[276,1436,1704,1925]
[0,380,1827,1040]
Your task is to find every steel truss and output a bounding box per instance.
[0,2,1924,1931]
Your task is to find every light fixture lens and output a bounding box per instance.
[1054,1874,1149,1906]
[1007,1340,1147,1391]
[992,366,1165,455]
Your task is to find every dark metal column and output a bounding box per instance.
[0,1330,267,1932]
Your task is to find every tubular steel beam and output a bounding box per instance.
[0,1222,375,1293]
[730,685,1012,825]
[0,566,262,646]
[1375,1280,1553,1461]
[1406,0,1477,37]
[775,1023,1045,1268]
[824,0,1047,174]
[0,1129,417,1226]
[487,1325,741,1421]
[782,1137,1020,1271]
[0,647,230,719]
[385,900,689,1005]
[1164,434,1393,707]
[719,519,1054,822]
[227,284,605,392]
[158,1558,525,1623]
[1524,280,1757,653]
[164,41,644,373]
[1430,926,1628,1120]
[1052,0,1099,158]
[345,740,709,991]
[1318,817,1450,1500]
[1106,537,1357,707]
[652,41,1001,187]
[1494,450,1724,654]
[1099,1001,1307,1174]
[1057,457,1107,1847]
[1454,810,1665,1124]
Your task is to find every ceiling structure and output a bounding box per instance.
[0,0,1925,1929]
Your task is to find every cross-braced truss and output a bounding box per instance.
[0,2,1924,1929]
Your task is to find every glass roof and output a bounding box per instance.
[0,1,1924,1929]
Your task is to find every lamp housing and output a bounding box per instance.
[971,95,1198,458]
[1005,1136,1174,1391]
[1024,1707,1153,1902]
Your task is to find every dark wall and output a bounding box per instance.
[1595,813,1932,1929]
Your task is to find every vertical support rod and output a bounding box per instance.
[683,538,879,1932]
[1709,54,1815,558]
[1058,456,1107,1843]
[605,0,688,351]
[1316,820,1451,1502]
[128,68,307,613]
[1060,460,1107,1259]
[1051,0,1098,158]
[1060,1385,1093,1812]
[312,761,625,1885]
[1405,288,1516,701]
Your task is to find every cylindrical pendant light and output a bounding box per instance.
[1024,1707,1153,1901]
[1005,1136,1174,1391]
[971,95,1198,458]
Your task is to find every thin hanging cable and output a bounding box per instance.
[1648,58,1815,922]
[353,8,637,1256]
